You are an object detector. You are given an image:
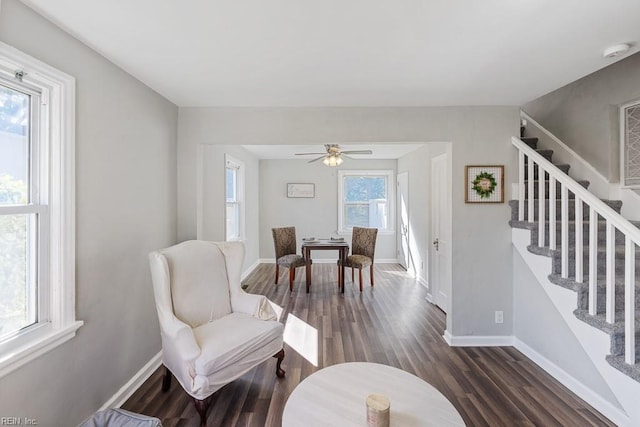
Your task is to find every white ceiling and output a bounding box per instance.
[21,0,640,108]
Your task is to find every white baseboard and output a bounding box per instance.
[443,330,514,347]
[418,276,428,289]
[242,259,261,280]
[100,351,162,410]
[513,338,630,427]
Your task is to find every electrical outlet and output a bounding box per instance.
[495,311,504,324]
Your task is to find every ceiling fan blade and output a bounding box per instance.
[341,150,373,155]
[295,152,326,156]
[308,156,326,163]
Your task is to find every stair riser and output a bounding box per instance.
[551,251,640,277]
[575,287,640,316]
[524,164,571,178]
[535,150,554,162]
[524,180,590,199]
[610,333,640,359]
[510,200,623,221]
[520,137,538,149]
[531,227,627,247]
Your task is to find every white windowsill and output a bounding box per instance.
[0,320,83,379]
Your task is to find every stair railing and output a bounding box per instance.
[513,136,637,365]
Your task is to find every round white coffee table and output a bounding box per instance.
[282,362,465,426]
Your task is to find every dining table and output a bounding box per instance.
[301,239,350,293]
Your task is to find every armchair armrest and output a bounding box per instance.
[159,313,201,363]
[231,292,279,321]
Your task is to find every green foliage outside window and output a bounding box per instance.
[0,174,28,338]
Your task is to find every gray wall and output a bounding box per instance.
[0,0,177,425]
[259,158,397,261]
[397,144,433,283]
[523,52,640,182]
[512,249,620,406]
[177,106,519,337]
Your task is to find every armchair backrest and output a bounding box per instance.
[150,240,234,328]
[351,227,378,260]
[272,226,298,260]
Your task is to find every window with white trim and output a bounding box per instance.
[225,155,244,241]
[338,170,394,233]
[0,42,80,378]
[621,99,640,188]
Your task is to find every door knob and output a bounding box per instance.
[432,238,439,251]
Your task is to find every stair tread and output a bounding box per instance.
[606,355,640,380]
[574,309,640,334]
[549,273,640,289]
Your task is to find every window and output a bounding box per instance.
[621,99,640,188]
[338,170,394,233]
[225,155,244,241]
[0,42,80,378]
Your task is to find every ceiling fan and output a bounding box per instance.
[295,144,373,166]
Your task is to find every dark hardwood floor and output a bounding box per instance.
[123,263,615,426]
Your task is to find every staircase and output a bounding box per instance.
[509,126,640,385]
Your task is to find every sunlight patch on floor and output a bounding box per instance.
[283,314,318,366]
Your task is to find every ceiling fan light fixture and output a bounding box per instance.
[323,154,343,167]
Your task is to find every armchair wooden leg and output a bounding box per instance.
[370,264,375,287]
[289,268,295,292]
[193,397,211,427]
[162,365,172,392]
[273,348,286,378]
[275,264,280,284]
[359,268,363,292]
[351,267,354,282]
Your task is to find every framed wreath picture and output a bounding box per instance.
[465,165,504,203]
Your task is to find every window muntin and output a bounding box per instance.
[338,170,394,233]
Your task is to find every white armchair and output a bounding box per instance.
[148,240,285,427]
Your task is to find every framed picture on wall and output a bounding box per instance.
[465,165,504,203]
[287,183,315,198]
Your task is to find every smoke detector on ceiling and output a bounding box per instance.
[603,43,630,58]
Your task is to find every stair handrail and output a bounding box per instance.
[513,135,637,366]
[513,136,640,241]
[520,111,609,188]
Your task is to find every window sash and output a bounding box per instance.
[224,155,244,241]
[338,170,394,233]
[0,79,48,343]
[226,166,238,202]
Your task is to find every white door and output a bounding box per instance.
[396,172,410,271]
[431,154,451,313]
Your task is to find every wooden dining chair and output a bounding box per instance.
[341,226,378,292]
[272,226,307,291]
